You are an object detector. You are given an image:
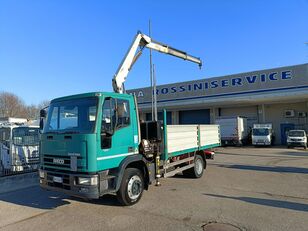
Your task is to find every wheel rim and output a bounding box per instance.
[127,175,142,200]
[195,158,203,175]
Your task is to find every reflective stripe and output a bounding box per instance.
[97,152,138,161]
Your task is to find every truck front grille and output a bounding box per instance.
[43,154,83,171]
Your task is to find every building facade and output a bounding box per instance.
[128,63,308,144]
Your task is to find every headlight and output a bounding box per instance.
[77,176,98,186]
[39,169,45,178]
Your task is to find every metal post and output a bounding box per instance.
[262,104,265,123]
[149,20,154,120]
[153,64,158,121]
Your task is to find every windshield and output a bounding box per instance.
[43,97,98,134]
[12,127,39,146]
[288,130,305,137]
[252,128,270,136]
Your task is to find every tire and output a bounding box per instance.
[117,168,144,206]
[183,155,205,178]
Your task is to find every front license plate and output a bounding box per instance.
[53,176,63,183]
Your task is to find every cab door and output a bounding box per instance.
[97,96,137,170]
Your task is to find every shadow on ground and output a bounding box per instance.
[0,186,70,209]
[204,193,308,212]
[73,194,122,207]
[0,186,129,208]
[217,164,308,174]
[281,151,308,157]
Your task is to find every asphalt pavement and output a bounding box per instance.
[0,147,308,231]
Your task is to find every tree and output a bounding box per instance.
[37,100,50,110]
[0,92,27,118]
[0,92,49,119]
[25,105,39,119]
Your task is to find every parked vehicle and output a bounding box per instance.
[0,123,40,175]
[39,31,221,205]
[252,124,274,146]
[287,130,307,149]
[215,116,248,146]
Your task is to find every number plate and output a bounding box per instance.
[53,176,63,183]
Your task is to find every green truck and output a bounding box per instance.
[39,32,221,205]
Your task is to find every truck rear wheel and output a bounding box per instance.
[183,155,205,178]
[117,168,144,206]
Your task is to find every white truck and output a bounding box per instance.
[215,117,248,146]
[0,123,40,175]
[252,124,274,146]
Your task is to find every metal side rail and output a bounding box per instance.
[162,156,195,178]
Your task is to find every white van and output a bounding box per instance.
[287,130,307,149]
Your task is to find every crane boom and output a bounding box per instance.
[112,31,202,93]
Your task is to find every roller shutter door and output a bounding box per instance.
[179,109,210,124]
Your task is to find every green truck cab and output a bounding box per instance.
[39,92,220,205]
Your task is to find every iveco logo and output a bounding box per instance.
[53,158,65,165]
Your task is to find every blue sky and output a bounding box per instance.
[1,0,308,105]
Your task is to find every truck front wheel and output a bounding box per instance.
[183,155,205,178]
[117,168,144,206]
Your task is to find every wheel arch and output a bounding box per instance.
[111,155,150,192]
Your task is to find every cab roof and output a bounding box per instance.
[51,92,133,103]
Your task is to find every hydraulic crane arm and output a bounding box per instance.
[112,31,202,94]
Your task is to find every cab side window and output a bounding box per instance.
[101,97,115,149]
[101,98,130,149]
[116,99,130,129]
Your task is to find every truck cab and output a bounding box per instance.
[39,92,144,201]
[0,124,40,174]
[287,130,307,149]
[252,124,274,146]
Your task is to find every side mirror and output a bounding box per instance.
[40,109,47,118]
[39,109,47,131]
[39,119,44,130]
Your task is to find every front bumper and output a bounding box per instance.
[287,142,306,147]
[39,169,100,199]
[252,141,271,146]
